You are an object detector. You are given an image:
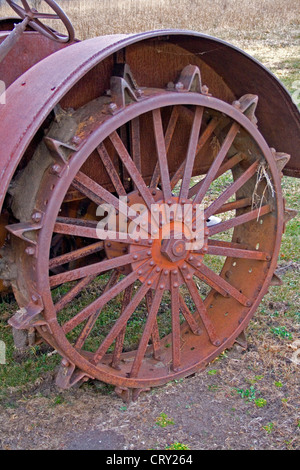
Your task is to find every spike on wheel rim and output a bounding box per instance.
[8,70,283,393]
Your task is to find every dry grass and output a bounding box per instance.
[1,0,299,79]
[0,0,299,41]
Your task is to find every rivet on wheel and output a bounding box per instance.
[32,212,42,223]
[25,247,35,256]
[51,164,62,175]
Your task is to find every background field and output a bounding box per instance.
[0,0,299,450]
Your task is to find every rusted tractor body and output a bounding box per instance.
[0,1,298,401]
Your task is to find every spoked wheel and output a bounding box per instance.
[6,0,75,43]
[8,65,285,400]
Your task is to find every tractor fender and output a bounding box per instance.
[0,29,299,215]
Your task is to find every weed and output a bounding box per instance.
[207,369,218,375]
[165,442,190,450]
[155,412,175,428]
[234,386,257,402]
[270,326,293,340]
[262,422,274,433]
[52,395,65,406]
[255,398,267,408]
[208,384,219,392]
[274,381,283,388]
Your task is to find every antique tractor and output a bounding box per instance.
[0,1,298,401]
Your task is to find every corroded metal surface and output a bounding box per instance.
[5,68,286,394]
[0,1,298,398]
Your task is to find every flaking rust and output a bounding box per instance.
[0,0,298,401]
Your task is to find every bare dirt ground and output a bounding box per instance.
[1,314,299,451]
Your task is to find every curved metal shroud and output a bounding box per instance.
[0,29,299,217]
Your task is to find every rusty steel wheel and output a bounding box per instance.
[8,65,285,400]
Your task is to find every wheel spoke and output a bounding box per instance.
[213,197,251,215]
[33,13,60,20]
[207,242,270,260]
[208,205,272,236]
[54,275,97,313]
[151,106,179,188]
[170,271,181,371]
[73,171,125,214]
[75,270,120,350]
[130,117,142,191]
[92,269,159,364]
[20,0,30,12]
[130,274,165,377]
[50,249,150,288]
[179,106,204,202]
[190,258,251,306]
[33,19,60,40]
[179,294,202,336]
[49,241,104,270]
[152,108,172,201]
[171,114,219,189]
[180,268,221,346]
[205,161,259,219]
[109,131,155,211]
[73,172,151,236]
[207,239,249,250]
[63,263,149,334]
[97,143,126,196]
[145,291,161,360]
[110,284,134,369]
[188,152,244,198]
[54,217,150,245]
[193,123,240,205]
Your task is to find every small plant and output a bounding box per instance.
[255,398,267,408]
[208,369,218,375]
[165,442,190,450]
[262,422,274,434]
[52,395,64,406]
[208,384,219,392]
[234,385,257,401]
[274,381,283,388]
[270,326,293,340]
[247,375,264,384]
[156,412,175,428]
